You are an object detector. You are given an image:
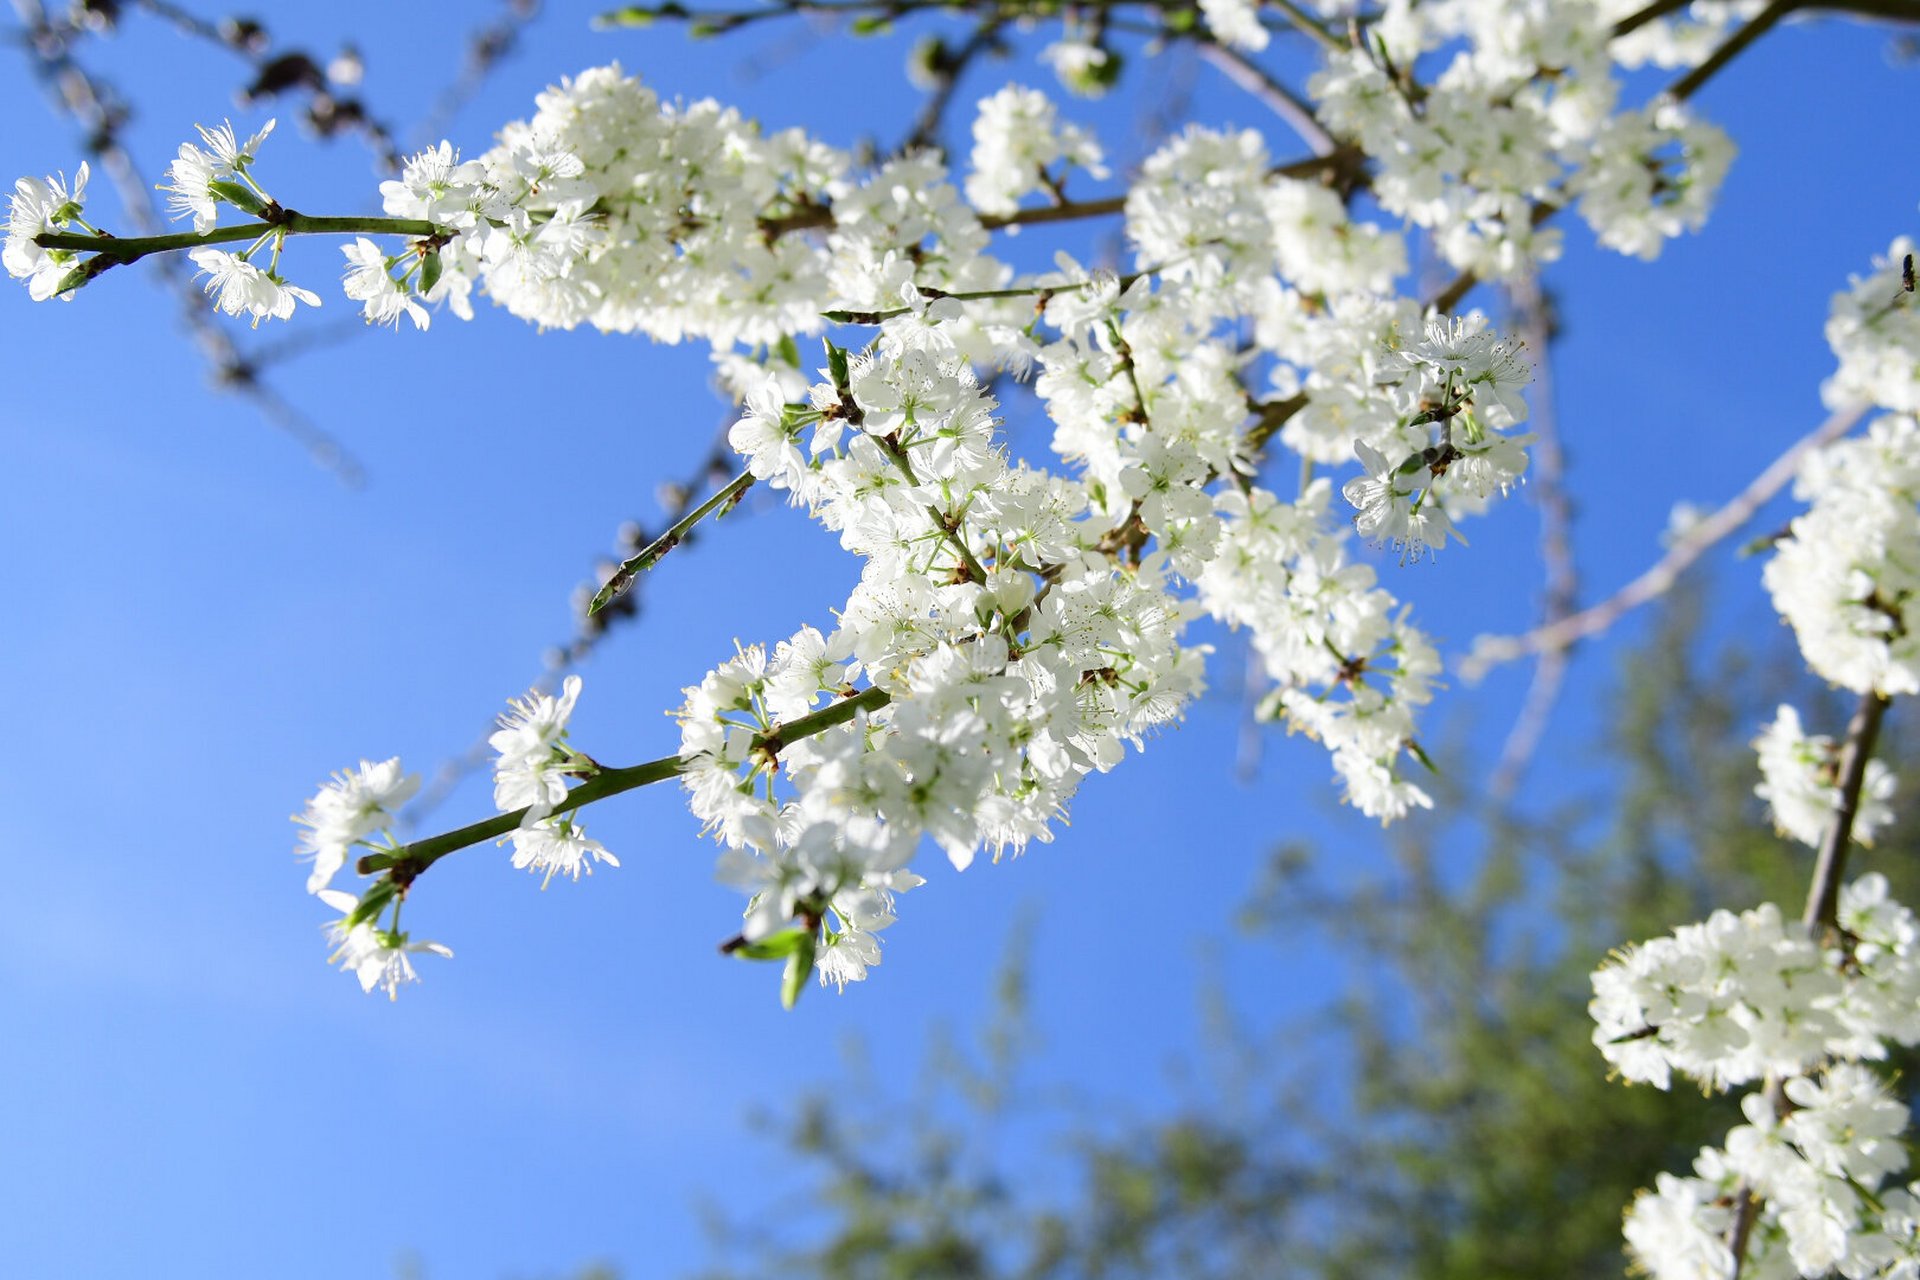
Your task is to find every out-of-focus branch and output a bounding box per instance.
[402,425,743,826]
[1667,0,1797,101]
[898,18,1008,155]
[1461,402,1871,681]
[127,0,404,171]
[1487,271,1577,801]
[12,0,371,484]
[1191,36,1337,157]
[411,0,545,148]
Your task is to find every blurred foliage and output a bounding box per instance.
[681,588,1920,1280]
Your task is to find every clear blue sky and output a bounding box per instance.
[2,3,1915,1275]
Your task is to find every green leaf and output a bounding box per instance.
[775,333,801,369]
[419,249,443,295]
[825,340,851,391]
[731,928,810,961]
[850,15,892,34]
[345,880,399,930]
[207,180,268,217]
[780,931,818,1010]
[52,264,92,295]
[593,2,685,25]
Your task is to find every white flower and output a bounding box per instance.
[160,119,276,233]
[187,247,320,326]
[5,164,89,301]
[490,674,585,817]
[318,889,453,1001]
[340,237,429,330]
[380,141,492,227]
[508,816,619,888]
[1343,441,1461,562]
[293,758,420,894]
[1198,0,1269,51]
[963,84,1107,216]
[1754,704,1896,848]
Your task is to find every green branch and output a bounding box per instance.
[356,686,893,882]
[36,212,440,266]
[589,468,755,615]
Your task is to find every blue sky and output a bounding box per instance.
[2,3,1917,1275]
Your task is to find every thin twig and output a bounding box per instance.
[1191,37,1337,157]
[898,18,1006,156]
[1461,402,1870,680]
[1667,0,1798,101]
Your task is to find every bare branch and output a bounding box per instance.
[1462,402,1870,680]
[1488,272,1577,800]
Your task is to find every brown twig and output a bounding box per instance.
[1725,686,1891,1278]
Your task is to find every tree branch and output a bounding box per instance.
[1461,402,1870,680]
[1727,685,1892,1279]
[1488,271,1577,800]
[1801,689,1893,931]
[361,685,894,881]
[1667,0,1797,101]
[1191,37,1338,157]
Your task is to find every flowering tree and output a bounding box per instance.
[10,1,1920,1274]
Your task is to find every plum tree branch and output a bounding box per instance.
[1461,401,1870,680]
[361,685,895,883]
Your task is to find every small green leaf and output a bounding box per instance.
[775,333,801,369]
[731,928,810,961]
[51,264,91,295]
[593,2,684,25]
[780,931,818,1010]
[850,15,892,34]
[825,340,851,390]
[208,180,268,216]
[345,880,399,930]
[593,5,653,25]
[419,249,443,295]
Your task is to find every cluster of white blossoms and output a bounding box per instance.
[1198,481,1440,821]
[1598,0,1771,70]
[19,0,1808,1007]
[293,759,458,1000]
[1763,413,1920,698]
[1763,240,1920,696]
[696,309,1207,988]
[102,57,1560,1001]
[963,84,1107,217]
[1309,0,1733,279]
[1598,240,1920,1278]
[1754,705,1897,849]
[1591,878,1920,1093]
[293,758,419,896]
[1594,875,1920,1278]
[1823,238,1920,416]
[4,162,88,301]
[489,675,620,887]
